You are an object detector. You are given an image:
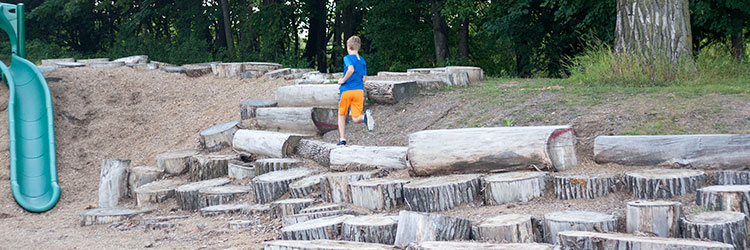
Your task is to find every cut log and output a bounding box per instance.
[557,231,733,250]
[281,215,355,240]
[407,126,577,176]
[253,168,316,203]
[683,211,747,250]
[198,185,253,207]
[300,203,348,214]
[199,121,238,152]
[212,62,244,77]
[625,168,706,199]
[240,99,277,120]
[160,66,185,73]
[79,207,152,226]
[342,215,398,244]
[330,146,408,171]
[697,185,750,230]
[266,68,292,80]
[406,242,554,250]
[363,80,418,104]
[283,68,316,80]
[228,160,255,180]
[242,62,282,71]
[256,107,339,135]
[271,198,315,218]
[127,166,164,197]
[156,149,198,175]
[473,214,535,243]
[626,200,682,237]
[133,179,186,207]
[183,65,212,77]
[274,84,339,107]
[89,61,125,68]
[289,173,328,199]
[114,55,148,64]
[233,130,303,158]
[283,209,354,226]
[553,174,621,200]
[713,170,750,185]
[200,203,253,217]
[393,210,472,247]
[483,172,547,205]
[350,178,409,211]
[228,220,253,229]
[190,154,238,181]
[264,240,395,250]
[445,66,484,84]
[131,63,159,70]
[254,158,302,176]
[98,159,130,208]
[403,174,481,212]
[174,178,231,211]
[41,58,74,66]
[543,211,618,244]
[295,139,336,167]
[594,135,750,168]
[321,171,379,203]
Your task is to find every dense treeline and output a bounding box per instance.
[0,0,747,77]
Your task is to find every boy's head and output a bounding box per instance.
[346,36,361,54]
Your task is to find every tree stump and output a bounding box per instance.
[557,231,733,250]
[543,211,618,244]
[330,146,408,171]
[190,154,238,181]
[175,178,231,211]
[79,207,152,226]
[183,65,212,77]
[98,159,130,208]
[289,173,328,199]
[228,159,255,180]
[271,198,315,218]
[233,130,303,158]
[626,200,682,237]
[156,149,198,175]
[393,210,472,247]
[264,240,394,250]
[127,166,164,197]
[594,135,750,168]
[321,171,379,203]
[253,168,316,203]
[228,220,253,229]
[625,168,706,199]
[134,179,186,207]
[160,66,186,73]
[90,61,125,68]
[363,80,419,104]
[55,62,85,68]
[265,68,293,80]
[295,139,336,167]
[300,203,348,214]
[350,178,410,211]
[483,172,546,205]
[240,99,277,120]
[212,63,244,77]
[281,215,355,240]
[254,158,301,176]
[406,242,554,250]
[342,215,398,244]
[198,185,253,207]
[553,174,620,200]
[713,170,750,185]
[697,185,750,233]
[199,121,238,152]
[200,203,253,217]
[445,66,484,84]
[683,211,747,250]
[473,214,535,243]
[284,209,354,226]
[403,174,481,212]
[274,84,340,107]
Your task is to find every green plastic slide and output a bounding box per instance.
[0,3,60,212]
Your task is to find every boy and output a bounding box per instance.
[337,35,374,146]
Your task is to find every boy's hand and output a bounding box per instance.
[337,78,345,85]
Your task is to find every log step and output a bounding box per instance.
[253,168,316,203]
[233,130,303,158]
[350,178,410,211]
[274,84,339,107]
[156,149,199,175]
[342,215,399,245]
[483,172,546,205]
[713,170,750,185]
[406,242,554,250]
[403,174,481,212]
[625,168,706,199]
[473,214,534,243]
[330,146,408,171]
[98,159,130,208]
[198,185,253,207]
[289,173,328,199]
[281,215,355,240]
[553,174,620,200]
[175,178,231,211]
[394,210,472,247]
[264,240,395,250]
[322,171,380,203]
[80,207,152,226]
[295,139,336,167]
[697,185,750,222]
[626,200,681,237]
[199,121,239,152]
[190,154,238,181]
[256,107,339,135]
[300,203,348,214]
[254,158,301,176]
[228,159,255,180]
[682,211,747,250]
[133,179,186,207]
[557,231,734,250]
[283,209,354,227]
[363,80,419,104]
[543,211,617,244]
[271,198,316,218]
[127,166,164,197]
[200,203,255,217]
[240,99,277,120]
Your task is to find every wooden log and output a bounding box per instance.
[266,68,293,80]
[543,211,617,244]
[473,214,535,243]
[199,121,238,152]
[127,166,164,197]
[342,215,398,244]
[594,134,750,168]
[713,170,750,185]
[89,61,125,69]
[283,68,316,80]
[242,62,282,72]
[264,240,395,250]
[240,99,277,120]
[557,231,734,250]
[300,203,349,214]
[131,63,159,70]
[228,160,255,180]
[330,146,408,171]
[233,130,303,158]
[114,55,148,64]
[295,139,336,167]
[350,178,409,211]
[253,168,316,203]
[406,242,554,250]
[200,203,253,217]
[625,168,706,199]
[55,62,85,68]
[254,158,301,176]
[190,154,238,181]
[79,207,152,226]
[228,220,253,229]
[41,58,74,66]
[198,185,253,207]
[160,66,185,73]
[98,159,130,208]
[483,172,546,205]
[445,66,484,84]
[393,210,472,247]
[321,171,379,203]
[553,174,620,200]
[183,65,212,77]
[271,198,316,218]
[363,80,419,104]
[407,126,577,176]
[156,149,199,175]
[174,178,231,211]
[626,200,682,237]
[683,211,747,250]
[133,179,186,207]
[256,107,339,135]
[402,174,481,212]
[283,210,354,226]
[289,173,328,199]
[281,215,355,240]
[274,84,339,107]
[212,62,244,77]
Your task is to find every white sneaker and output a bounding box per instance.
[364,109,374,132]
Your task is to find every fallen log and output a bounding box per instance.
[134,179,186,207]
[626,200,682,237]
[393,210,472,247]
[321,171,379,203]
[190,154,238,181]
[281,215,355,240]
[264,240,395,250]
[406,242,554,250]
[363,80,418,104]
[625,168,706,199]
[330,146,408,171]
[257,107,339,135]
[275,84,339,107]
[233,130,303,158]
[156,149,198,175]
[342,215,398,244]
[350,178,410,211]
[682,211,747,250]
[473,214,535,243]
[98,159,130,208]
[199,121,238,152]
[483,172,547,205]
[543,211,617,244]
[403,174,481,212]
[240,99,277,120]
[557,231,733,250]
[553,174,621,200]
[253,168,316,203]
[174,178,231,211]
[295,139,336,167]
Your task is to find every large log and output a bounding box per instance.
[281,215,355,240]
[553,174,621,200]
[89,61,125,69]
[403,174,481,212]
[557,231,733,250]
[253,168,316,203]
[713,170,750,185]
[79,207,152,226]
[289,173,328,199]
[264,240,395,250]
[483,172,546,205]
[330,146,408,171]
[393,210,472,247]
[240,99,277,120]
[156,149,199,175]
[407,126,577,176]
[350,178,410,211]
[363,80,418,104]
[283,210,354,226]
[295,139,336,167]
[342,215,398,244]
[683,211,747,250]
[406,242,554,250]
[626,200,682,237]
[174,178,231,211]
[271,198,316,218]
[254,158,302,176]
[183,65,213,77]
[321,171,379,203]
[98,159,130,208]
[543,211,617,244]
[473,214,535,243]
[256,107,339,135]
[594,135,750,168]
[228,159,255,180]
[198,185,253,207]
[127,166,164,197]
[199,121,238,152]
[233,130,303,158]
[275,84,339,107]
[190,154,238,181]
[625,168,706,199]
[134,179,186,207]
[445,66,484,84]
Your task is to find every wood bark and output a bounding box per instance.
[175,178,231,211]
[594,135,750,168]
[281,215,355,240]
[330,146,408,171]
[198,185,253,207]
[458,17,469,59]
[445,66,484,84]
[342,215,398,245]
[200,203,253,217]
[253,168,316,203]
[683,211,747,250]
[264,240,394,250]
[557,231,733,250]
[199,121,238,152]
[254,158,301,176]
[219,0,234,56]
[625,168,706,199]
[321,171,379,203]
[473,214,535,243]
[79,207,151,226]
[302,0,327,72]
[484,172,547,205]
[134,179,186,207]
[713,170,750,185]
[430,0,449,63]
[403,174,481,212]
[393,210,472,247]
[543,211,618,244]
[407,126,577,176]
[156,149,199,175]
[99,159,130,208]
[256,107,339,135]
[240,99,277,120]
[406,242,554,250]
[350,178,409,211]
[363,81,419,104]
[127,166,164,197]
[228,219,253,229]
[183,65,213,77]
[274,84,340,107]
[271,198,315,218]
[626,200,682,237]
[190,154,238,181]
[233,130,303,158]
[300,203,348,214]
[697,185,750,233]
[731,19,744,62]
[289,173,328,199]
[228,160,255,180]
[284,210,354,227]
[553,174,620,200]
[614,0,693,62]
[295,139,336,167]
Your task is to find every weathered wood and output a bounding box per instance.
[228,159,255,180]
[254,158,302,176]
[41,58,74,66]
[300,203,348,214]
[264,240,395,250]
[265,68,293,80]
[89,61,125,68]
[713,170,750,185]
[683,211,747,250]
[284,210,354,226]
[131,63,159,70]
[445,66,484,84]
[473,214,535,243]
[156,149,199,175]
[99,159,130,208]
[114,55,148,64]
[212,62,244,77]
[557,231,733,250]
[330,146,408,171]
[183,65,213,77]
[240,99,277,120]
[321,171,379,203]
[406,242,554,250]
[275,84,339,107]
[295,139,336,167]
[543,211,618,244]
[394,210,472,247]
[363,80,418,104]
[626,200,682,237]
[199,121,238,152]
[134,179,186,207]
[79,207,152,226]
[407,126,577,176]
[484,172,546,205]
[350,178,409,211]
[174,178,231,211]
[127,166,164,197]
[257,107,339,135]
[342,215,398,244]
[615,0,692,62]
[200,203,253,217]
[376,72,409,77]
[594,135,750,168]
[553,174,620,200]
[281,215,355,240]
[190,154,238,181]
[625,168,706,199]
[198,185,253,207]
[160,66,185,73]
[77,58,110,65]
[403,174,481,212]
[253,168,316,203]
[233,130,303,158]
[271,198,315,218]
[697,185,750,234]
[55,62,85,68]
[289,173,328,198]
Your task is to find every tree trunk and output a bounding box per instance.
[271,198,315,218]
[274,84,340,107]
[265,240,394,250]
[394,210,472,247]
[341,1,355,41]
[557,231,734,250]
[473,214,535,243]
[98,159,130,208]
[403,174,481,212]
[175,178,231,211]
[198,185,253,207]
[713,170,750,185]
[232,130,303,158]
[350,178,410,211]
[553,174,621,200]
[156,149,199,175]
[190,154,238,181]
[281,215,354,240]
[330,146,408,171]
[430,0,449,63]
[458,17,469,59]
[626,200,682,237]
[321,171,379,203]
[199,121,238,152]
[289,173,328,199]
[682,211,747,250]
[295,139,336,167]
[342,215,399,245]
[127,166,164,197]
[614,0,693,62]
[731,17,744,62]
[363,81,419,105]
[283,209,353,226]
[253,168,316,203]
[304,0,327,72]
[134,179,186,207]
[256,107,339,135]
[220,0,235,57]
[407,242,554,250]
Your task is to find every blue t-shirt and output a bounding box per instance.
[341,54,366,92]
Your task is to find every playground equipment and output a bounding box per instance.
[0,3,60,212]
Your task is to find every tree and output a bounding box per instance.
[220,0,235,57]
[303,0,328,71]
[430,0,449,63]
[615,0,693,62]
[691,0,750,61]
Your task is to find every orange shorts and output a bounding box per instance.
[338,89,364,117]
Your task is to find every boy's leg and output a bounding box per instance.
[337,90,354,144]
[337,114,347,140]
[349,90,365,123]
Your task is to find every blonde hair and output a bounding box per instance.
[346,36,361,51]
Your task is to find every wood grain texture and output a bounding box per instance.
[403,174,481,212]
[594,135,750,168]
[174,178,231,211]
[350,178,409,211]
[330,146,408,171]
[406,241,554,250]
[625,168,706,199]
[240,99,277,120]
[682,211,747,250]
[393,210,472,247]
[253,168,316,203]
[256,107,338,135]
[554,174,620,200]
[321,171,379,203]
[134,179,186,207]
[199,121,238,152]
[190,154,238,181]
[289,173,328,199]
[156,149,198,175]
[264,240,395,250]
[275,84,340,107]
[473,214,535,243]
[281,215,355,240]
[557,231,733,250]
[233,130,303,158]
[543,211,617,244]
[295,139,336,167]
[626,200,681,237]
[127,166,164,197]
[484,172,546,205]
[363,80,418,104]
[254,158,301,176]
[99,159,130,208]
[342,215,398,244]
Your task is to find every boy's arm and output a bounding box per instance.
[338,65,355,85]
[362,75,366,84]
